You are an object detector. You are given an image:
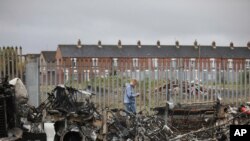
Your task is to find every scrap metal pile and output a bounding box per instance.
[44,85,102,141]
[105,108,175,141]
[0,77,17,138]
[37,85,175,140]
[1,76,250,141]
[0,76,47,141]
[164,98,250,141]
[18,84,175,140]
[36,85,250,141]
[154,80,208,96]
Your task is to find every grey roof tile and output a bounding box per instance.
[41,51,56,62]
[58,45,250,59]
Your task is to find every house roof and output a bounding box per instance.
[41,51,56,62]
[26,54,40,58]
[58,44,250,59]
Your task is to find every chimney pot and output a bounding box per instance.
[77,39,82,48]
[212,41,216,49]
[98,40,102,48]
[230,42,234,50]
[175,40,180,48]
[118,40,122,48]
[157,40,161,48]
[194,40,198,49]
[137,40,141,48]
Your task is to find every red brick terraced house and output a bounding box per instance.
[55,40,250,83]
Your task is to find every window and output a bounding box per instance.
[105,70,109,77]
[56,59,61,70]
[132,58,139,67]
[73,70,78,80]
[152,58,158,68]
[95,69,99,75]
[57,59,61,66]
[71,58,77,68]
[113,58,118,67]
[171,58,176,68]
[190,58,196,68]
[92,58,98,67]
[228,59,233,69]
[246,59,250,69]
[65,69,69,81]
[83,70,90,81]
[210,58,216,68]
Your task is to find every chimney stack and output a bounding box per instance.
[157,40,161,48]
[77,39,82,48]
[212,41,216,49]
[230,42,234,50]
[98,40,102,48]
[118,40,122,48]
[137,40,141,48]
[247,41,250,50]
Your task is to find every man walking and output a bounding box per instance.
[124,79,140,114]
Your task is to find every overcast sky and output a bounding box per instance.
[0,0,250,54]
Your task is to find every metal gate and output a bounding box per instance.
[0,47,25,80]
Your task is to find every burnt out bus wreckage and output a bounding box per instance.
[0,76,100,141]
[1,76,250,141]
[43,85,102,141]
[0,76,48,141]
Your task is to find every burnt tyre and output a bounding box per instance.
[54,134,60,141]
[135,135,145,141]
[61,131,83,141]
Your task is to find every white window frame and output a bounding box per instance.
[152,58,158,68]
[73,70,78,80]
[94,69,99,75]
[132,58,139,67]
[246,59,250,69]
[56,59,61,69]
[210,58,216,68]
[83,70,90,81]
[190,58,196,68]
[56,59,59,66]
[171,58,176,68]
[71,58,77,68]
[228,59,233,69]
[113,58,118,67]
[65,69,69,81]
[105,69,109,77]
[92,58,98,67]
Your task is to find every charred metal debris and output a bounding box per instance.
[1,76,250,141]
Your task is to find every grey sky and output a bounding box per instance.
[0,0,250,54]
